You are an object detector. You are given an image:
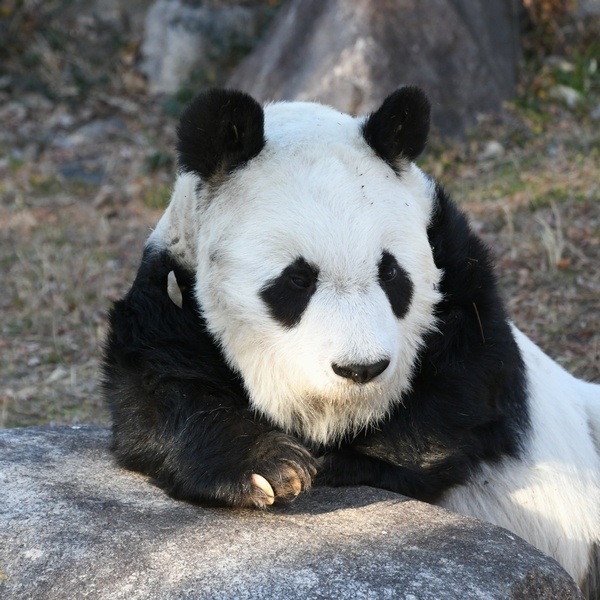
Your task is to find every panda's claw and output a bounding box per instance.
[268,463,304,502]
[250,473,275,505]
[288,471,303,496]
[167,270,183,308]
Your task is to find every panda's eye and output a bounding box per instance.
[380,264,398,282]
[289,273,313,289]
[281,258,319,292]
[378,254,399,283]
[287,265,318,291]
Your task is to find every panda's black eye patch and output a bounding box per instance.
[260,257,319,328]
[378,251,413,319]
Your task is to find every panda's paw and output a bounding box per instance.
[247,432,317,508]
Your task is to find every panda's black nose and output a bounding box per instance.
[332,359,390,384]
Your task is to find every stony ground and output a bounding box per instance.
[1,2,599,428]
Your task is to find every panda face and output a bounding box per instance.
[190,100,442,445]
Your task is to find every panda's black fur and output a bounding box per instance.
[102,87,600,594]
[177,89,265,180]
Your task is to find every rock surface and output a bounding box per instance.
[140,0,276,93]
[0,426,583,599]
[227,0,521,137]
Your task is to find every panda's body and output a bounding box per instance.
[103,88,600,594]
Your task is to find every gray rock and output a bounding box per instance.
[227,0,521,138]
[140,0,275,93]
[575,0,600,18]
[0,426,583,599]
[52,118,128,149]
[549,85,582,109]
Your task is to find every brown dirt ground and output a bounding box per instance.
[1,3,599,429]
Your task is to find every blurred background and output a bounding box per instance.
[0,0,599,429]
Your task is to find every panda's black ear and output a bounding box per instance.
[362,87,430,167]
[177,89,265,180]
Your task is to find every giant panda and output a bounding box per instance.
[102,87,600,595]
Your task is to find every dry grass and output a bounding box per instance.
[0,183,163,427]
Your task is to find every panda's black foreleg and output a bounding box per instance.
[107,377,317,509]
[316,447,464,503]
[160,402,318,509]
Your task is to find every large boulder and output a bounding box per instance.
[0,425,583,599]
[227,0,521,137]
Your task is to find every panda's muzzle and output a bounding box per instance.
[332,359,390,384]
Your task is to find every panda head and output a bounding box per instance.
[173,88,442,445]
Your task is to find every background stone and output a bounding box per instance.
[227,0,521,137]
[140,0,276,93]
[0,426,583,599]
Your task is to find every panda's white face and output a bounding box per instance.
[186,101,442,445]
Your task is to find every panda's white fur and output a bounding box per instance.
[441,326,600,585]
[106,89,600,592]
[152,102,442,444]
